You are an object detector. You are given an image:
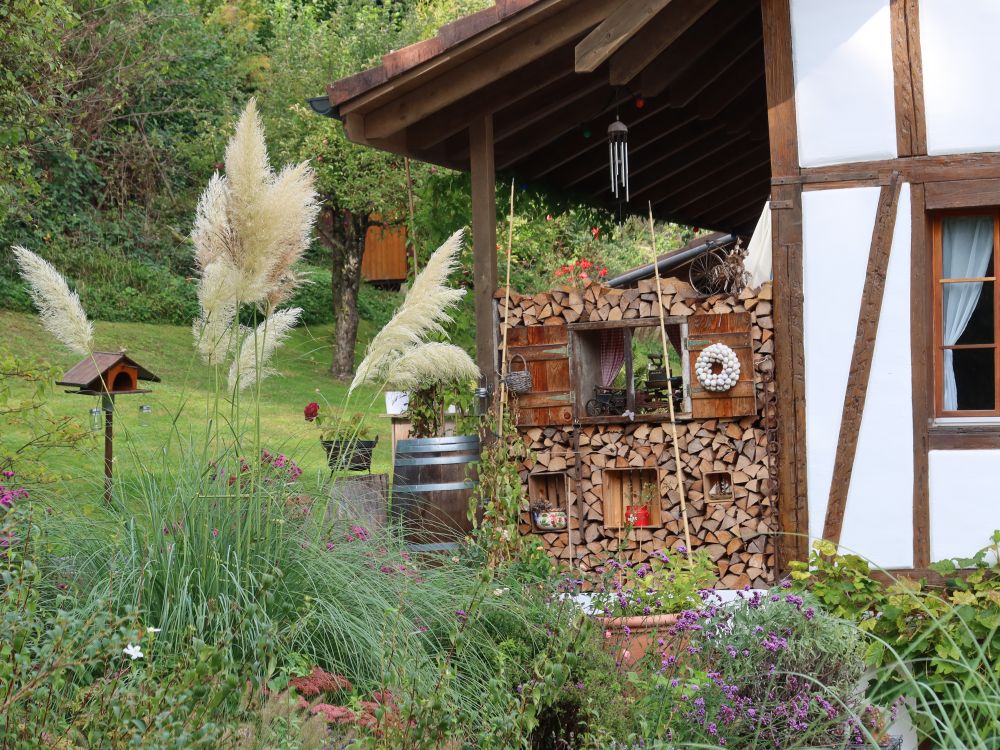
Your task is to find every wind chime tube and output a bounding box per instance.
[623,141,630,202]
[609,141,616,197]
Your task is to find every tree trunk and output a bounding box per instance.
[318,206,370,380]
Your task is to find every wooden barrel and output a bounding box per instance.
[391,436,479,551]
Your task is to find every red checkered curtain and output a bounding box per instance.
[600,329,626,387]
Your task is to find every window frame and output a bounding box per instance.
[931,208,1000,418]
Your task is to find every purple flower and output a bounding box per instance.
[456,609,468,624]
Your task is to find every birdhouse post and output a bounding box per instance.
[57,352,160,503]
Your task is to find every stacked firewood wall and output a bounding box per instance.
[498,278,777,590]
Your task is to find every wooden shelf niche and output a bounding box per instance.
[602,468,662,529]
[527,471,569,533]
[703,471,735,503]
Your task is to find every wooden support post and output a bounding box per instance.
[470,116,498,431]
[761,0,808,569]
[103,393,114,504]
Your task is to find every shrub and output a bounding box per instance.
[634,589,868,749]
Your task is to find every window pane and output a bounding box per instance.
[941,216,994,279]
[948,348,996,411]
[943,281,994,345]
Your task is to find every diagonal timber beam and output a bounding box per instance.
[608,0,718,85]
[575,0,674,73]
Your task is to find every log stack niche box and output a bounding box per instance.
[499,275,776,590]
[57,352,159,503]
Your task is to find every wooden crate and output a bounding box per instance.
[527,471,569,532]
[601,468,661,529]
[703,471,735,503]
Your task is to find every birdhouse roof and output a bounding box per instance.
[57,352,160,388]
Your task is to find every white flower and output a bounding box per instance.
[622,410,635,422]
[494,588,504,596]
[146,627,161,635]
[123,643,144,660]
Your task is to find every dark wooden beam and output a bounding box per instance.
[760,0,805,569]
[550,109,698,187]
[582,121,729,196]
[669,38,764,108]
[890,0,927,156]
[526,93,688,180]
[607,0,718,85]
[910,183,931,568]
[638,2,757,97]
[494,87,628,170]
[575,0,673,73]
[649,148,772,209]
[665,168,772,223]
[405,45,577,151]
[696,66,765,120]
[470,116,498,403]
[361,0,611,139]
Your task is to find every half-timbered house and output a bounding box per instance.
[319,0,1000,577]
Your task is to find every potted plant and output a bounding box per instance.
[304,402,378,472]
[530,498,567,531]
[592,547,716,669]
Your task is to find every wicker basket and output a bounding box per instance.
[504,353,533,394]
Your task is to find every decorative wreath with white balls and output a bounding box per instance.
[694,343,741,392]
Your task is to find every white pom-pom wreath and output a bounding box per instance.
[694,343,741,392]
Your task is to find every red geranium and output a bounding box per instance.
[304,402,319,421]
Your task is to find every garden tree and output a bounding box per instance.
[260,0,489,378]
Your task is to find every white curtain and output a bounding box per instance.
[942,216,993,410]
[745,201,772,287]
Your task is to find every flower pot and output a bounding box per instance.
[625,505,650,526]
[534,509,567,531]
[595,612,683,669]
[322,436,378,472]
[848,738,902,750]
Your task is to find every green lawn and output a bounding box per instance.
[0,311,396,495]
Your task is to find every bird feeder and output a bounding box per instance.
[57,352,160,503]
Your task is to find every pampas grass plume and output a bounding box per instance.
[11,245,94,355]
[385,343,480,390]
[351,229,466,390]
[228,307,302,391]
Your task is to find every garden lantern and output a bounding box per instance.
[57,352,160,503]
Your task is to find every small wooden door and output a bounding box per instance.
[686,313,756,419]
[504,325,573,427]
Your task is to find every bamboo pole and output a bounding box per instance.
[497,179,516,430]
[405,157,418,276]
[647,203,693,563]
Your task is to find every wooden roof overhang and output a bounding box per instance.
[321,0,770,235]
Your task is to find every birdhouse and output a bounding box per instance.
[57,352,159,395]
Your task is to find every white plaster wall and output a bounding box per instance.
[929,450,1000,562]
[802,186,914,568]
[839,185,913,568]
[790,0,897,168]
[920,0,1000,156]
[802,188,879,545]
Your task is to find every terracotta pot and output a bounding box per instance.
[595,612,684,669]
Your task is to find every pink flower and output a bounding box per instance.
[212,528,219,538]
[545,214,553,221]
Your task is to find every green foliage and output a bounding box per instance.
[592,548,717,617]
[0,345,91,480]
[0,498,239,748]
[790,537,1000,748]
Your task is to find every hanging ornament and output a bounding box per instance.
[608,118,629,202]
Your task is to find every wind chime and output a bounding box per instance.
[608,117,629,202]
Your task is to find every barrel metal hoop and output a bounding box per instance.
[393,480,477,493]
[406,542,460,552]
[393,455,479,467]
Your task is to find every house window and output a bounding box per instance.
[933,212,1000,416]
